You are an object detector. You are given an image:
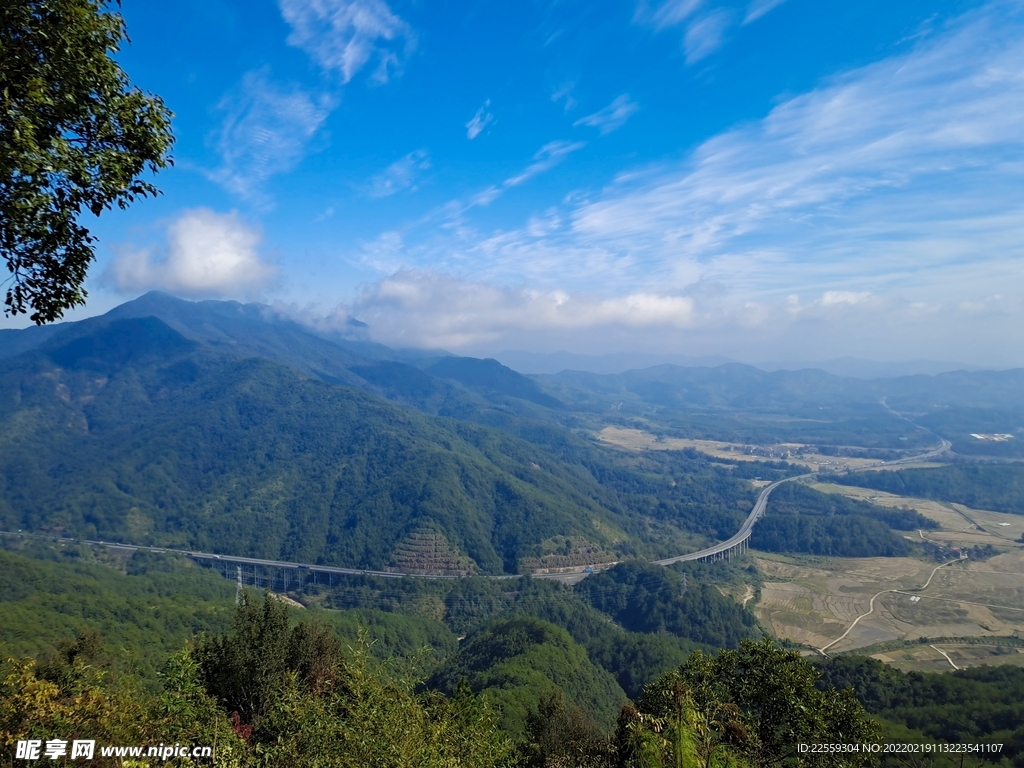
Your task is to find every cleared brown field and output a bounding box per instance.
[810,482,1024,545]
[753,550,1024,654]
[869,644,1024,673]
[596,427,882,470]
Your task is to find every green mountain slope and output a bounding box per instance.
[0,318,650,574]
[427,615,627,735]
[427,356,565,410]
[0,545,234,678]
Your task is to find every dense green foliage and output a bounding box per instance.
[568,446,761,544]
[0,318,649,574]
[0,315,788,573]
[1,538,756,709]
[818,655,1024,765]
[0,542,461,684]
[831,464,1024,515]
[428,355,566,409]
[916,407,1024,459]
[428,616,627,735]
[318,572,719,699]
[2,596,517,767]
[1,545,1005,767]
[752,514,912,557]
[0,544,234,680]
[750,483,919,557]
[621,639,877,768]
[769,483,937,531]
[1,0,173,323]
[575,561,759,648]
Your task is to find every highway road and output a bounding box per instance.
[2,437,950,584]
[654,473,815,566]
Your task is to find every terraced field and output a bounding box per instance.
[867,642,1024,673]
[754,549,1024,656]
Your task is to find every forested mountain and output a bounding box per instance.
[574,561,758,649]
[748,482,932,557]
[538,360,1024,456]
[0,538,759,731]
[0,546,234,680]
[539,362,1024,415]
[427,356,566,410]
[0,318,648,573]
[428,616,628,734]
[0,293,974,577]
[2,296,806,573]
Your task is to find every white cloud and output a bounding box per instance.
[337,270,695,348]
[107,210,276,298]
[367,149,431,197]
[278,0,415,84]
[567,2,1024,299]
[637,0,704,30]
[684,10,732,64]
[209,69,331,201]
[466,100,494,139]
[449,140,586,209]
[573,95,640,135]
[505,140,587,187]
[551,82,577,112]
[315,267,1023,364]
[322,3,1024,364]
[819,291,873,307]
[743,0,787,24]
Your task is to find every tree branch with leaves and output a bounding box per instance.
[1,0,173,323]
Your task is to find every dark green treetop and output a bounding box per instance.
[1,0,173,323]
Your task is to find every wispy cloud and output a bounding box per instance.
[367,149,431,198]
[743,0,787,24]
[278,0,415,84]
[636,0,704,30]
[466,100,495,139]
[567,3,1024,294]
[505,140,587,187]
[637,1,733,65]
[333,3,1024,363]
[107,209,276,298]
[208,0,413,203]
[456,140,587,209]
[208,69,331,202]
[684,10,732,63]
[551,82,577,112]
[573,95,640,135]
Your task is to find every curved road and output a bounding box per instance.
[2,438,950,583]
[654,474,814,566]
[652,435,949,568]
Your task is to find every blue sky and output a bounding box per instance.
[16,0,1024,367]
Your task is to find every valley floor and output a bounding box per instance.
[754,549,1024,656]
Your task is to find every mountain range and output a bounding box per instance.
[0,293,1021,574]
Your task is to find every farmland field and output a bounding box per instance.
[810,482,1024,544]
[597,427,886,470]
[753,549,1024,656]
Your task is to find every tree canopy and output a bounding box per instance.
[0,0,173,323]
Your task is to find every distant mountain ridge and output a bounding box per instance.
[2,292,1020,465]
[492,349,987,378]
[1,292,1019,575]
